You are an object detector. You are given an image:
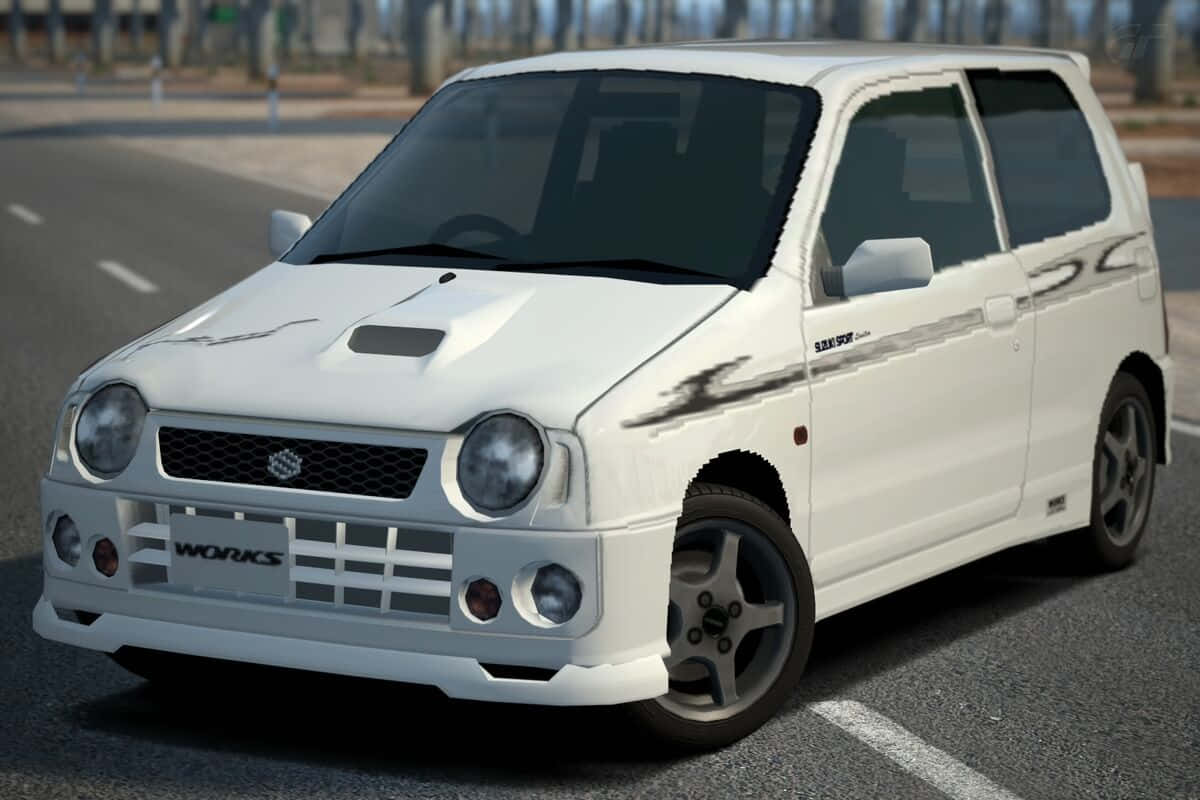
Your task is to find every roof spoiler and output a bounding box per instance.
[1062,50,1090,81]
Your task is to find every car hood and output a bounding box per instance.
[90,262,735,432]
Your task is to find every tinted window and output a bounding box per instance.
[821,86,999,273]
[286,71,819,289]
[968,70,1111,247]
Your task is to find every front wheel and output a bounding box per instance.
[626,482,814,751]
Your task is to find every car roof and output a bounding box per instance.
[461,39,1088,88]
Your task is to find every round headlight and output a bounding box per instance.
[75,383,148,476]
[457,413,544,512]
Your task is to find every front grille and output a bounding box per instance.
[158,427,428,499]
[128,505,453,619]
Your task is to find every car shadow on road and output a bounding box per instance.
[5,529,1112,787]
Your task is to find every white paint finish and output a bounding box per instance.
[811,701,1024,800]
[88,262,731,432]
[32,596,668,706]
[6,203,43,225]
[1171,418,1200,439]
[35,47,1173,718]
[96,260,159,294]
[800,71,1035,588]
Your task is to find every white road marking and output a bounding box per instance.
[96,260,159,294]
[810,701,1024,800]
[1171,418,1200,439]
[6,203,43,225]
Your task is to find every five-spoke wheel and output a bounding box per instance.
[1077,371,1158,569]
[628,482,814,750]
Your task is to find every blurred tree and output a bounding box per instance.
[655,0,673,39]
[1088,0,1108,56]
[92,0,116,65]
[790,0,802,38]
[982,0,1006,43]
[510,0,533,52]
[462,0,479,53]
[554,0,574,48]
[131,0,145,54]
[1133,0,1173,102]
[247,0,275,77]
[898,0,929,41]
[409,0,445,91]
[811,0,833,36]
[1036,0,1068,47]
[7,0,26,61]
[47,0,66,62]
[719,0,748,38]
[578,0,590,47]
[768,0,780,37]
[615,0,634,42]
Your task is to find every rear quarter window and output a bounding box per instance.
[967,70,1111,247]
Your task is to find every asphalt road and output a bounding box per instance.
[1,116,1198,800]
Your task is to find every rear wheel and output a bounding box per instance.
[627,482,814,751]
[1076,372,1158,569]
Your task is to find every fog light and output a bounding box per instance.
[92,537,118,577]
[464,578,501,622]
[51,515,81,567]
[532,563,581,625]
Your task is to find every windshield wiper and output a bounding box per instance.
[310,243,499,264]
[491,258,719,280]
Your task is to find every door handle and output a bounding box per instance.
[984,294,1017,327]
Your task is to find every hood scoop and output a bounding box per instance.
[347,325,445,357]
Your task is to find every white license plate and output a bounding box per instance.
[169,514,290,597]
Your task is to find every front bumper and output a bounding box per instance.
[33,596,666,705]
[35,476,675,706]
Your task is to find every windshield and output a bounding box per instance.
[285,70,820,289]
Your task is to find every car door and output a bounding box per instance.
[965,67,1154,527]
[801,71,1035,595]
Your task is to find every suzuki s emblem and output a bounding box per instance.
[267,449,302,481]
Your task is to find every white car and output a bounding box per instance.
[34,41,1173,750]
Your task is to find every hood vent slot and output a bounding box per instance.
[348,326,445,357]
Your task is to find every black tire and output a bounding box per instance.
[1075,371,1158,570]
[625,482,815,752]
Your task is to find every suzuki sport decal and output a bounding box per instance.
[625,233,1151,430]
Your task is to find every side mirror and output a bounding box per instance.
[825,237,933,298]
[268,209,312,260]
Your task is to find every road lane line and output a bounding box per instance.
[6,203,43,225]
[96,260,159,294]
[810,701,1023,800]
[1171,418,1200,439]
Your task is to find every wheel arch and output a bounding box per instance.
[1116,351,1167,464]
[690,449,792,526]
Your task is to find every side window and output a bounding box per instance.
[820,85,999,279]
[967,69,1111,247]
